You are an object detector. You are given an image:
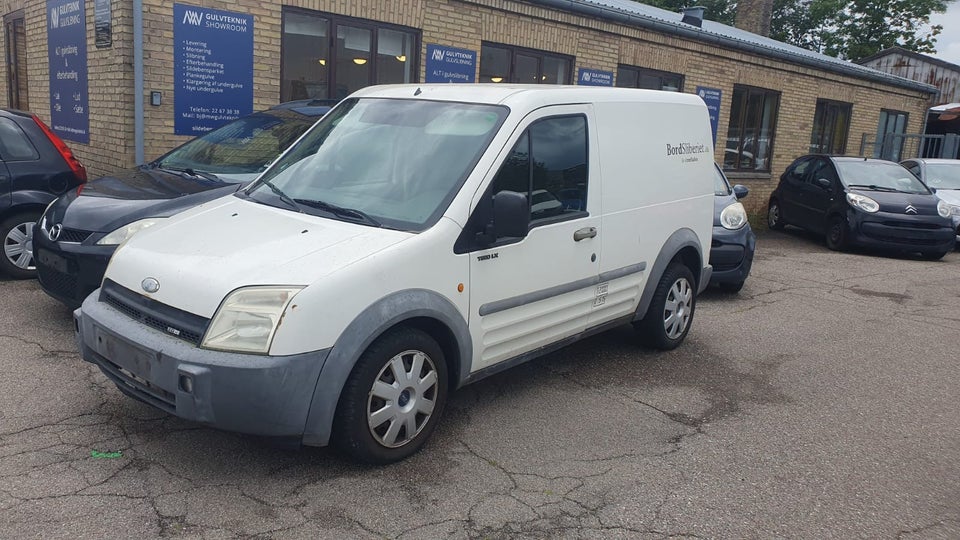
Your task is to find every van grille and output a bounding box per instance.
[100,280,209,346]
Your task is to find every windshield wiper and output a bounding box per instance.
[294,198,381,227]
[256,179,301,212]
[847,184,899,192]
[156,164,221,182]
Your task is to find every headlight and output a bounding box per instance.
[720,202,748,230]
[202,286,303,354]
[846,193,879,213]
[937,199,954,218]
[96,218,164,245]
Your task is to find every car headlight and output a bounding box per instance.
[96,218,164,245]
[937,199,954,218]
[846,193,879,213]
[201,286,303,354]
[720,202,748,230]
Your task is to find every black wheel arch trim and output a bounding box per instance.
[632,228,706,323]
[301,289,471,447]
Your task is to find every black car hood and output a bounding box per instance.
[847,188,940,216]
[49,166,248,233]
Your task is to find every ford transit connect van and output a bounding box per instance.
[75,85,715,463]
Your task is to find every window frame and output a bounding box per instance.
[4,10,28,110]
[875,109,909,161]
[724,84,781,173]
[279,7,421,103]
[809,99,852,155]
[478,42,574,85]
[615,65,684,92]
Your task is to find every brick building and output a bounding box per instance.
[1,0,936,214]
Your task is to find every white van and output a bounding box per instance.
[75,85,715,463]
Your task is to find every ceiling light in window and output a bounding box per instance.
[541,75,547,81]
[353,57,368,65]
[395,55,406,62]
[317,59,326,66]
[490,77,503,83]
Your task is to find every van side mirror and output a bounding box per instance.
[492,190,529,239]
[815,178,832,190]
[732,184,749,199]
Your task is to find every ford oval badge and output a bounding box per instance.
[141,277,160,294]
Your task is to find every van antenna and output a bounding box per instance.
[414,87,422,96]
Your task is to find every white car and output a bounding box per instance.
[901,158,960,242]
[75,85,715,463]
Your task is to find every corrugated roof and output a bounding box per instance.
[527,0,938,94]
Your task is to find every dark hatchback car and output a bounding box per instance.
[768,156,955,259]
[0,109,86,279]
[710,164,755,293]
[34,103,329,308]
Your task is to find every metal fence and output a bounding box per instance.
[858,133,960,161]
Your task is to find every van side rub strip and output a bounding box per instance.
[478,262,645,316]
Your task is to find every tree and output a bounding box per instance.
[770,0,949,60]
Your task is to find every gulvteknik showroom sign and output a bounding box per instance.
[174,3,253,135]
[47,0,89,144]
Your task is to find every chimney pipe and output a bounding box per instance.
[681,6,705,28]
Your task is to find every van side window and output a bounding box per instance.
[491,115,588,222]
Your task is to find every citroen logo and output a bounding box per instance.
[905,204,918,215]
[141,277,160,294]
[47,223,62,241]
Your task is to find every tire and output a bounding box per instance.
[767,199,785,230]
[920,250,947,261]
[1,212,41,279]
[635,263,697,350]
[825,215,849,251]
[332,327,448,464]
[718,280,745,294]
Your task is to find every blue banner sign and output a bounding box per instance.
[425,44,476,83]
[577,68,614,87]
[174,3,253,135]
[47,0,89,143]
[696,86,722,144]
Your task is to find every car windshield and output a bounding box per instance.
[835,160,930,194]
[713,165,731,196]
[154,110,317,175]
[923,163,960,190]
[245,98,508,231]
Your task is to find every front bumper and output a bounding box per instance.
[75,292,330,439]
[848,210,955,253]
[33,230,113,309]
[709,225,756,286]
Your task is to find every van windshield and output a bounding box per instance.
[245,98,508,231]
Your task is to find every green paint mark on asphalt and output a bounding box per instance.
[90,450,123,459]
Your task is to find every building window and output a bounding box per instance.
[4,11,28,110]
[809,99,852,154]
[724,85,780,172]
[875,109,908,161]
[615,65,683,91]
[479,43,572,84]
[280,8,418,103]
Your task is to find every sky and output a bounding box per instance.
[931,3,960,66]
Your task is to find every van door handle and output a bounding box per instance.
[573,227,597,241]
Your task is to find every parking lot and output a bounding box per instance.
[1,229,958,539]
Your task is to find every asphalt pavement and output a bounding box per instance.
[1,230,958,539]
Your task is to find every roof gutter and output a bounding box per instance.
[528,0,937,95]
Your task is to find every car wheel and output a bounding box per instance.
[767,199,785,230]
[718,280,745,294]
[332,327,448,464]
[920,250,947,261]
[825,216,849,251]
[1,212,41,279]
[635,263,697,350]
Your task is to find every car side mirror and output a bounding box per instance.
[815,178,832,190]
[732,184,749,199]
[493,190,530,239]
[929,186,937,193]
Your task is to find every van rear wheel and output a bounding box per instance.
[332,327,448,464]
[635,263,697,350]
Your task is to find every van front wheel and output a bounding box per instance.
[332,327,448,464]
[635,263,697,350]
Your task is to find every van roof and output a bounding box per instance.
[350,84,706,109]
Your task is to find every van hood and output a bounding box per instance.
[105,196,413,318]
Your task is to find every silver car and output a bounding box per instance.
[901,158,960,243]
